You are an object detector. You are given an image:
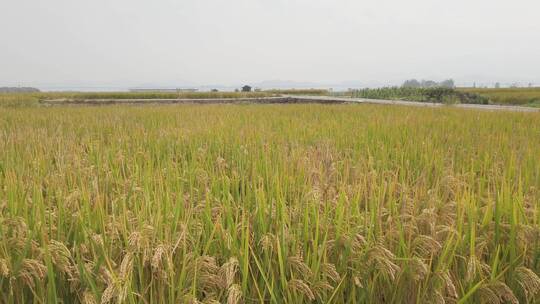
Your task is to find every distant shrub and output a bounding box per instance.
[402,79,455,88]
[350,87,488,104]
[458,88,540,105]
[0,87,40,93]
[265,89,329,96]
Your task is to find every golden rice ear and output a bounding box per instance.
[312,281,334,300]
[119,252,133,281]
[48,240,74,278]
[220,257,239,289]
[366,245,401,282]
[194,255,222,293]
[182,294,202,304]
[440,270,458,299]
[92,234,104,247]
[151,244,172,280]
[416,207,437,235]
[515,267,540,300]
[408,257,429,281]
[351,233,367,252]
[115,253,135,303]
[427,290,445,304]
[172,223,190,254]
[259,233,275,253]
[288,279,315,301]
[287,255,313,279]
[81,290,98,304]
[100,284,116,304]
[227,284,242,304]
[412,235,442,257]
[321,263,341,283]
[477,284,501,304]
[487,281,518,304]
[127,231,141,252]
[196,256,220,274]
[465,256,479,283]
[18,259,47,288]
[435,225,458,242]
[0,258,9,277]
[220,230,233,250]
[353,275,364,288]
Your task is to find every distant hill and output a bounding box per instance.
[0,87,40,93]
[253,80,322,89]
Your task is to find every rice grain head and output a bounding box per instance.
[119,252,133,281]
[367,245,401,281]
[82,290,98,304]
[18,259,47,288]
[409,257,429,281]
[0,258,9,277]
[227,284,242,304]
[488,281,518,304]
[441,270,458,299]
[477,284,500,304]
[412,235,442,257]
[100,284,116,304]
[221,257,239,288]
[515,267,540,299]
[151,245,165,270]
[312,281,334,300]
[287,255,313,279]
[48,240,74,278]
[288,279,315,301]
[321,263,341,283]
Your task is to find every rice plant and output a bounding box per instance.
[0,104,539,303]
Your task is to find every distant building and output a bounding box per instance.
[241,85,252,92]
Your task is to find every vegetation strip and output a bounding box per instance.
[32,96,540,111]
[39,97,349,106]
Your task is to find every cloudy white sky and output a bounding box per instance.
[1,0,539,88]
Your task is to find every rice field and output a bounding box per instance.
[1,104,540,303]
[0,92,276,107]
[458,88,540,106]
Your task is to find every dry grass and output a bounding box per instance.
[0,104,539,303]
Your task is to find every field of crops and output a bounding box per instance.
[458,88,540,106]
[1,104,540,303]
[0,92,276,107]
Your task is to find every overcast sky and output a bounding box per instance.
[1,0,539,88]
